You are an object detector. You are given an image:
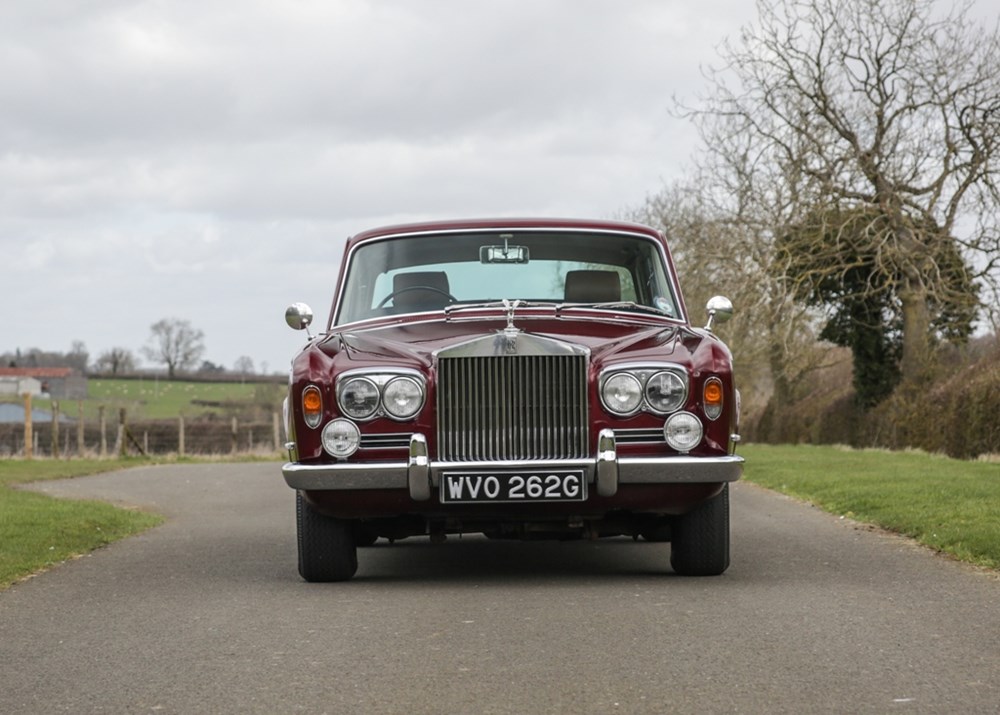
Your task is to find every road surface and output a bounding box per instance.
[2,463,998,713]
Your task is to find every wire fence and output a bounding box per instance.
[0,405,284,459]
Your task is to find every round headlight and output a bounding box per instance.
[602,373,643,415]
[322,418,361,458]
[339,377,380,419]
[645,370,687,414]
[382,376,423,419]
[663,412,703,453]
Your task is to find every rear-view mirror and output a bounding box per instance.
[480,244,529,264]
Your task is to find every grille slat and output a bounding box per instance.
[437,355,588,462]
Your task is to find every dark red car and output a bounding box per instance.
[282,218,743,581]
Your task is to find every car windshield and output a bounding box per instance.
[335,230,682,325]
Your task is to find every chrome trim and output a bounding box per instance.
[599,363,689,417]
[408,434,430,500]
[335,367,427,423]
[617,454,743,484]
[435,331,589,359]
[360,433,412,449]
[596,428,618,496]
[437,352,589,461]
[613,428,665,444]
[281,454,744,490]
[332,309,685,334]
[282,461,408,490]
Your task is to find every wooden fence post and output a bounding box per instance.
[51,400,60,459]
[273,411,281,452]
[231,417,238,455]
[77,400,85,455]
[117,408,127,458]
[99,406,107,458]
[23,393,33,460]
[178,416,185,457]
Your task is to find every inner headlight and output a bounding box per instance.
[322,418,361,458]
[339,377,380,419]
[645,370,687,414]
[663,412,703,453]
[602,373,643,415]
[382,376,424,419]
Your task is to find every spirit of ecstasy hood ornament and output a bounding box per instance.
[500,299,522,354]
[502,298,522,331]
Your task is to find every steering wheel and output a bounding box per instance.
[376,285,457,309]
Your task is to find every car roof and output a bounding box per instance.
[344,218,663,249]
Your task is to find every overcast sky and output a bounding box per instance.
[1,0,771,375]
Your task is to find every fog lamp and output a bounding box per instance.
[664,412,703,453]
[322,418,361,458]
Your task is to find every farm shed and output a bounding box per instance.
[0,368,88,399]
[0,376,42,397]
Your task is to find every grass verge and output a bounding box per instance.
[4,446,998,587]
[741,444,1000,570]
[0,459,164,589]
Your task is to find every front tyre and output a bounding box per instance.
[669,484,730,576]
[296,492,358,582]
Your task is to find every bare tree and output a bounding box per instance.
[631,172,831,428]
[233,355,255,380]
[686,0,1000,394]
[142,318,206,379]
[93,347,138,375]
[67,341,89,373]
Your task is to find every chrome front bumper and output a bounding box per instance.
[282,430,744,500]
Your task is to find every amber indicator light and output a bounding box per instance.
[303,388,322,412]
[704,381,723,405]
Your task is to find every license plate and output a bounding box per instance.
[440,470,587,504]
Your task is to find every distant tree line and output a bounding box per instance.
[3,318,263,379]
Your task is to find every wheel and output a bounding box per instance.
[669,484,730,576]
[296,492,358,582]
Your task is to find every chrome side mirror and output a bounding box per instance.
[285,303,314,336]
[704,296,734,332]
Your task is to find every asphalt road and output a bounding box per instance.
[2,463,998,714]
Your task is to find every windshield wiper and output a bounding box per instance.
[444,300,558,317]
[558,301,671,317]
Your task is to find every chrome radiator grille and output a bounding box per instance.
[437,355,589,462]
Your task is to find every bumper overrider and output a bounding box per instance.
[282,430,744,500]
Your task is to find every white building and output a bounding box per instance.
[0,376,42,397]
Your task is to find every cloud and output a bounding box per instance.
[0,0,761,371]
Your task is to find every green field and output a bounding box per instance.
[8,377,285,421]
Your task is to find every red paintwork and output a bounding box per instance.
[289,313,735,464]
[288,218,737,523]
